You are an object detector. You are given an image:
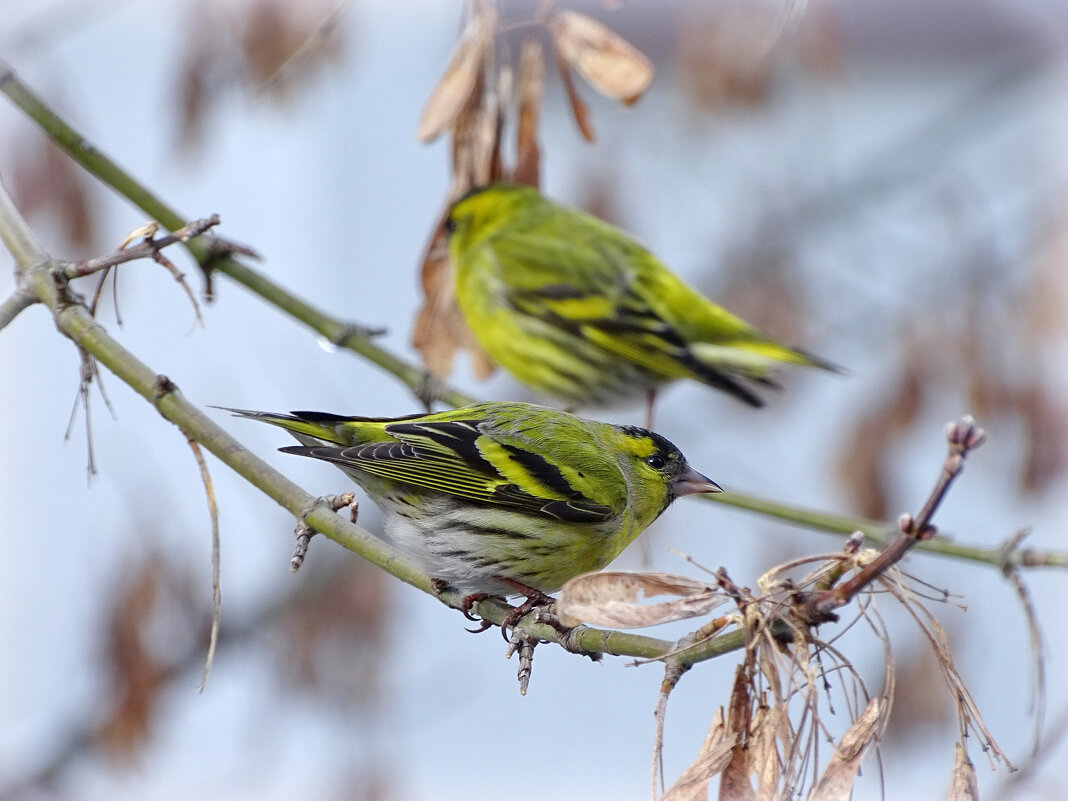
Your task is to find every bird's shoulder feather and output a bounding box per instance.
[287,412,618,524]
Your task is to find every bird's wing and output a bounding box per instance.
[283,417,613,523]
[486,229,727,381]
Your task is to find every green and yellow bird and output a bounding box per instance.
[228,401,720,605]
[446,183,835,408]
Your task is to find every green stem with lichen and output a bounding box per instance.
[705,492,1066,569]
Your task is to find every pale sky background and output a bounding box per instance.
[1,1,1067,799]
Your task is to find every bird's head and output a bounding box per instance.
[614,425,722,521]
[443,183,534,257]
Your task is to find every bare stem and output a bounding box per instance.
[803,416,987,621]
[63,216,221,279]
[187,438,222,693]
[0,284,37,330]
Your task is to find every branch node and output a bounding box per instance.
[152,374,178,405]
[414,371,447,412]
[843,531,865,554]
[556,623,600,660]
[324,491,356,513]
[199,237,260,300]
[946,414,986,451]
[289,493,353,572]
[329,322,388,345]
[430,577,450,595]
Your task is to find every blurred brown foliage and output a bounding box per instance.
[11,135,95,253]
[676,0,842,113]
[174,0,346,150]
[411,0,655,381]
[80,553,388,773]
[277,559,389,704]
[94,558,175,761]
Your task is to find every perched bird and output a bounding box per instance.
[446,183,836,410]
[228,401,720,619]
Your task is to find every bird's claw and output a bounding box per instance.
[460,592,490,622]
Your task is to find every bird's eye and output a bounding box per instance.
[443,216,458,234]
[646,454,666,470]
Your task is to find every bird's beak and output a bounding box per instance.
[672,465,723,497]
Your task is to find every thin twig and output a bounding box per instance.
[88,265,114,320]
[62,216,221,279]
[801,416,986,622]
[881,571,1014,770]
[150,246,204,327]
[63,348,99,481]
[0,283,37,330]
[999,529,1046,758]
[187,439,222,693]
[76,218,218,327]
[651,661,688,799]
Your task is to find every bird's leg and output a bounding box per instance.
[459,591,490,620]
[429,579,496,632]
[494,577,558,640]
[448,578,561,638]
[457,591,497,633]
[644,388,658,430]
[425,585,495,632]
[495,580,600,662]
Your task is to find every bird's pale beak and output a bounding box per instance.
[672,465,723,496]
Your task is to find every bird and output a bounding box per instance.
[226,401,721,626]
[445,183,836,413]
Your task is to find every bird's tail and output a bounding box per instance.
[680,340,842,407]
[690,340,841,375]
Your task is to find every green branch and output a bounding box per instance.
[705,488,1067,570]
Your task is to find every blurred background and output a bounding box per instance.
[1,0,1067,798]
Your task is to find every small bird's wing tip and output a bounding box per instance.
[209,405,265,419]
[794,348,848,376]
